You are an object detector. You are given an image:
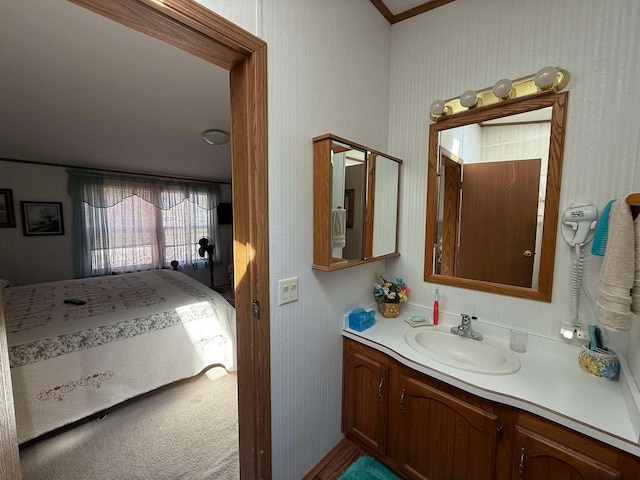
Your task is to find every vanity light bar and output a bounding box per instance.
[429,66,570,121]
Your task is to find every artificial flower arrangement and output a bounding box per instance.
[373,274,409,304]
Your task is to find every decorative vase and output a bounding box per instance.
[379,301,401,318]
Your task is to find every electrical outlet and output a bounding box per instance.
[278,276,299,305]
[575,328,589,340]
[560,323,589,341]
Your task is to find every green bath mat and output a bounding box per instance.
[338,456,400,480]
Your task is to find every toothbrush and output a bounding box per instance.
[588,325,597,351]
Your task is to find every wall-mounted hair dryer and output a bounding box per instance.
[560,202,598,336]
[561,204,598,246]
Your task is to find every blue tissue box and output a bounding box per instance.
[348,308,375,332]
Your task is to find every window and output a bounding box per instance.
[69,170,221,278]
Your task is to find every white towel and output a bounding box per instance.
[632,214,640,314]
[596,200,635,331]
[331,208,346,249]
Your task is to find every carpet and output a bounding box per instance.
[20,367,238,480]
[339,456,400,480]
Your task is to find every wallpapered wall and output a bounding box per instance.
[199,0,640,478]
[387,0,640,381]
[198,1,394,478]
[0,162,74,285]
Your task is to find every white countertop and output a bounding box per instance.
[342,304,640,458]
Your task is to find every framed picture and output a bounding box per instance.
[0,189,16,228]
[21,201,65,236]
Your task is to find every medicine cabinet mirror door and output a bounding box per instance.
[370,154,400,259]
[313,134,402,271]
[424,92,568,301]
[332,140,368,263]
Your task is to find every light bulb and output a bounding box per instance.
[429,100,446,117]
[492,78,513,99]
[459,90,478,108]
[534,66,558,90]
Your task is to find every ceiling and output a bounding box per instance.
[0,0,232,182]
[0,1,450,184]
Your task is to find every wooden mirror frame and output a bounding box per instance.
[424,91,568,301]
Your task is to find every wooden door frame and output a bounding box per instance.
[0,1,271,479]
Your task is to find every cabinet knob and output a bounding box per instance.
[519,447,525,479]
[523,250,534,257]
[400,388,406,413]
[378,377,384,402]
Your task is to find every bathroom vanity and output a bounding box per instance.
[342,310,640,479]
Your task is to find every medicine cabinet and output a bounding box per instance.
[313,134,402,271]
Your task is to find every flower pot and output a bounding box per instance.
[379,302,400,318]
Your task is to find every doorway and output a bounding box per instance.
[0,1,271,479]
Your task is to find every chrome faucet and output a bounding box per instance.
[451,314,483,341]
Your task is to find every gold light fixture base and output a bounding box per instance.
[430,67,570,121]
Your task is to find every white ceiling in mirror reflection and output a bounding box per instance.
[345,150,366,167]
[441,119,551,166]
[482,107,552,125]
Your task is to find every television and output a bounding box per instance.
[217,202,233,225]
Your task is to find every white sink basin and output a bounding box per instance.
[405,327,521,375]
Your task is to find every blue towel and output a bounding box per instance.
[591,199,616,256]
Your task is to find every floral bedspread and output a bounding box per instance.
[3,270,236,444]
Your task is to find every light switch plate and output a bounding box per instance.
[278,276,299,305]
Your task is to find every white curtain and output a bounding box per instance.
[68,169,221,278]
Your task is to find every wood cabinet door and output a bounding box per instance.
[514,426,621,480]
[343,349,389,456]
[392,373,498,480]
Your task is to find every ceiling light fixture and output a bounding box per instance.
[492,78,514,99]
[201,129,230,145]
[429,66,570,121]
[459,89,479,108]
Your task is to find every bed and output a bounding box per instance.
[2,269,236,445]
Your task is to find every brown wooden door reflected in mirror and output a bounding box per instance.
[437,152,462,277]
[457,159,540,287]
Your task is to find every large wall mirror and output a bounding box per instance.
[313,134,402,271]
[424,92,568,301]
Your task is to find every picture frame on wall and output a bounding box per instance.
[0,189,16,228]
[21,201,65,236]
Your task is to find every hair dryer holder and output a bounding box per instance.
[561,202,598,247]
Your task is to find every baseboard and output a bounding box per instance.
[300,437,361,480]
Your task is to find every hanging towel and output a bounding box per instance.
[331,208,347,249]
[632,214,640,314]
[596,200,635,331]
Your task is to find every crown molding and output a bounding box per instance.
[370,0,455,24]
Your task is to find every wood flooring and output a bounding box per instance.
[301,437,366,480]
